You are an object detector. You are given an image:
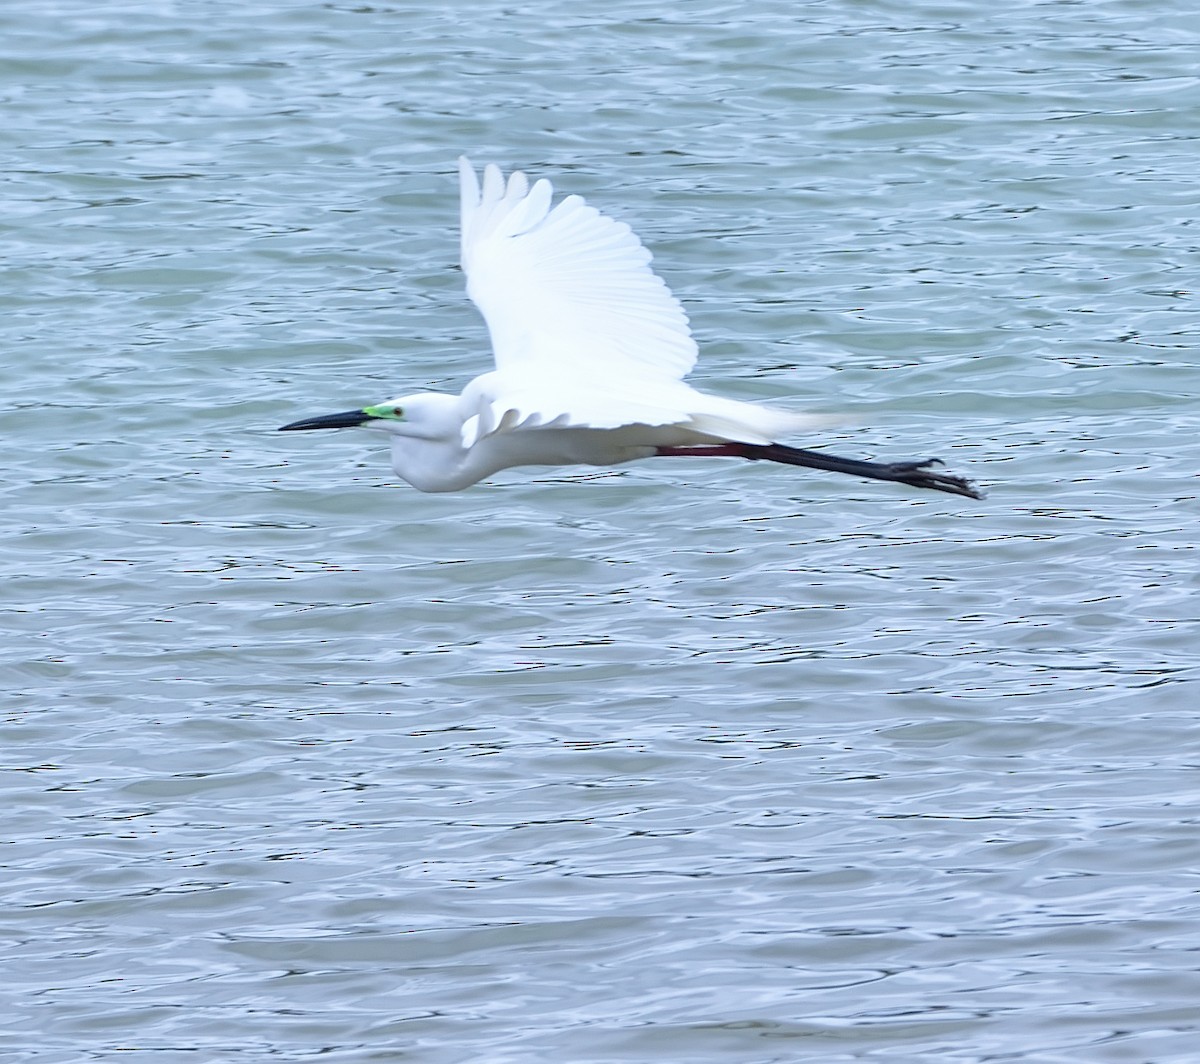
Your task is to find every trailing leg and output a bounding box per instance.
[655,442,983,499]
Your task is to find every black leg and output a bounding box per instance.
[744,443,984,499]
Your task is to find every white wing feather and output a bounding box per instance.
[455,158,826,449]
[458,157,698,388]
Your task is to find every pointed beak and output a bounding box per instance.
[278,409,377,431]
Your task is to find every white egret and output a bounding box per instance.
[281,158,982,500]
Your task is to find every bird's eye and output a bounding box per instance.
[393,407,403,417]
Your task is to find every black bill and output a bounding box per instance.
[278,409,376,431]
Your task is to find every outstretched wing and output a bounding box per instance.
[458,157,698,388]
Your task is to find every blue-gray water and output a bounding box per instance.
[3,2,1198,1061]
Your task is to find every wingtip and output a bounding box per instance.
[458,157,482,254]
[481,162,504,199]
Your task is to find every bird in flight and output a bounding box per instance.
[280,158,982,500]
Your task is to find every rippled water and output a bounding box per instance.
[4,2,1199,1061]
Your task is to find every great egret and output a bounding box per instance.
[281,158,982,500]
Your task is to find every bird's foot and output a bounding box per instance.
[882,458,984,500]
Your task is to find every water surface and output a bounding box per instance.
[3,2,1198,1061]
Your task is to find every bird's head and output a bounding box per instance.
[279,393,459,438]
